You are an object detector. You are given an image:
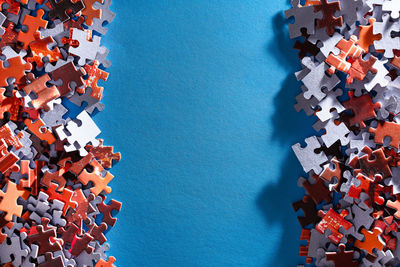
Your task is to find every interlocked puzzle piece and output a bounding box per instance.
[55,110,101,156]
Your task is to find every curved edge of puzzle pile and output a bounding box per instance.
[0,0,122,266]
[287,0,400,266]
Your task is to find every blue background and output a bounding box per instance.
[94,0,318,266]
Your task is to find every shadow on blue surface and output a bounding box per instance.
[256,11,316,266]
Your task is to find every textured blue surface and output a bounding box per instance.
[95,1,318,266]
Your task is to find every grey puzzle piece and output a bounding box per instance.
[21,244,38,267]
[69,28,104,66]
[74,241,101,267]
[351,203,374,231]
[88,0,116,35]
[315,88,344,122]
[339,0,363,27]
[301,61,340,101]
[382,0,400,19]
[95,46,111,68]
[0,236,29,265]
[69,87,105,114]
[373,13,400,58]
[387,166,400,194]
[314,118,350,148]
[292,136,328,174]
[41,103,68,127]
[294,85,318,116]
[0,12,6,36]
[285,0,322,39]
[27,191,51,224]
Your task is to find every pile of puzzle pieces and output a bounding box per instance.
[287,0,400,266]
[0,0,122,266]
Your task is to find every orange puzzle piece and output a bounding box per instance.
[0,56,32,87]
[81,0,104,26]
[325,35,364,74]
[21,74,60,111]
[42,183,77,215]
[0,123,24,150]
[0,93,22,120]
[85,139,121,169]
[24,118,56,144]
[355,228,385,255]
[387,199,400,219]
[0,139,19,174]
[0,181,27,221]
[78,158,114,195]
[80,60,109,100]
[369,121,400,149]
[17,9,48,49]
[27,32,62,68]
[357,18,382,53]
[95,256,116,267]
